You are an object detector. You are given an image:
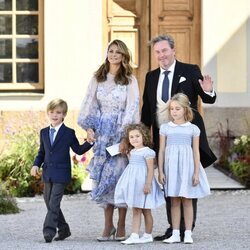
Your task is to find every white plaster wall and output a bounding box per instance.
[202,0,250,107]
[0,0,103,110]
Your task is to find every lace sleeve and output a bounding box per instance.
[118,75,140,136]
[77,77,100,131]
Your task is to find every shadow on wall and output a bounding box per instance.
[204,107,250,159]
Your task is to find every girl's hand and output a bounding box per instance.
[158,172,166,185]
[143,184,151,194]
[192,173,200,186]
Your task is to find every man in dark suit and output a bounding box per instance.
[31,98,94,243]
[141,34,217,241]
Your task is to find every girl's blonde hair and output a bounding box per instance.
[167,93,193,122]
[94,39,133,85]
[124,123,152,152]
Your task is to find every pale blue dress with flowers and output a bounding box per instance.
[115,147,165,209]
[78,73,140,206]
[160,121,211,198]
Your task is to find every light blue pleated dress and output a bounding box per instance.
[115,147,165,209]
[160,121,211,198]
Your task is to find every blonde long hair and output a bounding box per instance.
[167,93,193,122]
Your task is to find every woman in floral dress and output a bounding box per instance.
[78,39,140,241]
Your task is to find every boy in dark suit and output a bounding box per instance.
[31,98,94,243]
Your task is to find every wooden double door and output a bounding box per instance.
[106,0,201,98]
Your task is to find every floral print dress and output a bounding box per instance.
[78,73,140,206]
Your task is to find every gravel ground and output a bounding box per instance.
[0,190,250,250]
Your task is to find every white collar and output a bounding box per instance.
[168,121,191,127]
[131,146,147,152]
[160,60,176,75]
[50,123,63,132]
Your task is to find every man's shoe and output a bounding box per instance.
[54,231,71,241]
[154,228,172,241]
[44,234,53,243]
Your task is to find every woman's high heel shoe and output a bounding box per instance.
[115,236,126,241]
[97,227,116,241]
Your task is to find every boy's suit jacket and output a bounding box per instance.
[141,60,217,167]
[33,123,93,184]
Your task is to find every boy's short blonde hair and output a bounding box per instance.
[47,98,68,115]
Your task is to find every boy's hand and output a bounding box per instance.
[30,166,39,176]
[86,128,95,143]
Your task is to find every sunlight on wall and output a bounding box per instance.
[217,25,247,92]
[202,0,250,64]
[202,0,250,95]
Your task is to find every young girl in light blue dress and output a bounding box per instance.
[115,123,165,245]
[158,93,211,244]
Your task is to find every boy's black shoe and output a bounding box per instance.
[54,231,71,241]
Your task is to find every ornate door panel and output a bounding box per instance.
[150,0,201,69]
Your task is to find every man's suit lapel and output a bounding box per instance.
[171,60,182,96]
[151,68,160,109]
[52,123,66,147]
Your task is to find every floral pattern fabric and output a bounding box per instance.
[78,73,140,206]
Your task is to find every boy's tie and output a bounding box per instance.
[49,128,56,145]
[162,70,170,102]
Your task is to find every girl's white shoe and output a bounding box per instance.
[184,230,193,244]
[163,229,181,243]
[139,233,153,243]
[121,233,140,245]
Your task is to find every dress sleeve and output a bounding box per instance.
[159,123,167,135]
[192,124,201,137]
[144,148,156,159]
[77,77,100,132]
[118,75,140,136]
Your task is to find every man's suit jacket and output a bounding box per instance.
[141,60,217,167]
[33,123,93,183]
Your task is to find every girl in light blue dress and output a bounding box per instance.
[115,124,165,245]
[158,93,211,244]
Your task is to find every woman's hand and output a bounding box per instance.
[86,128,95,143]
